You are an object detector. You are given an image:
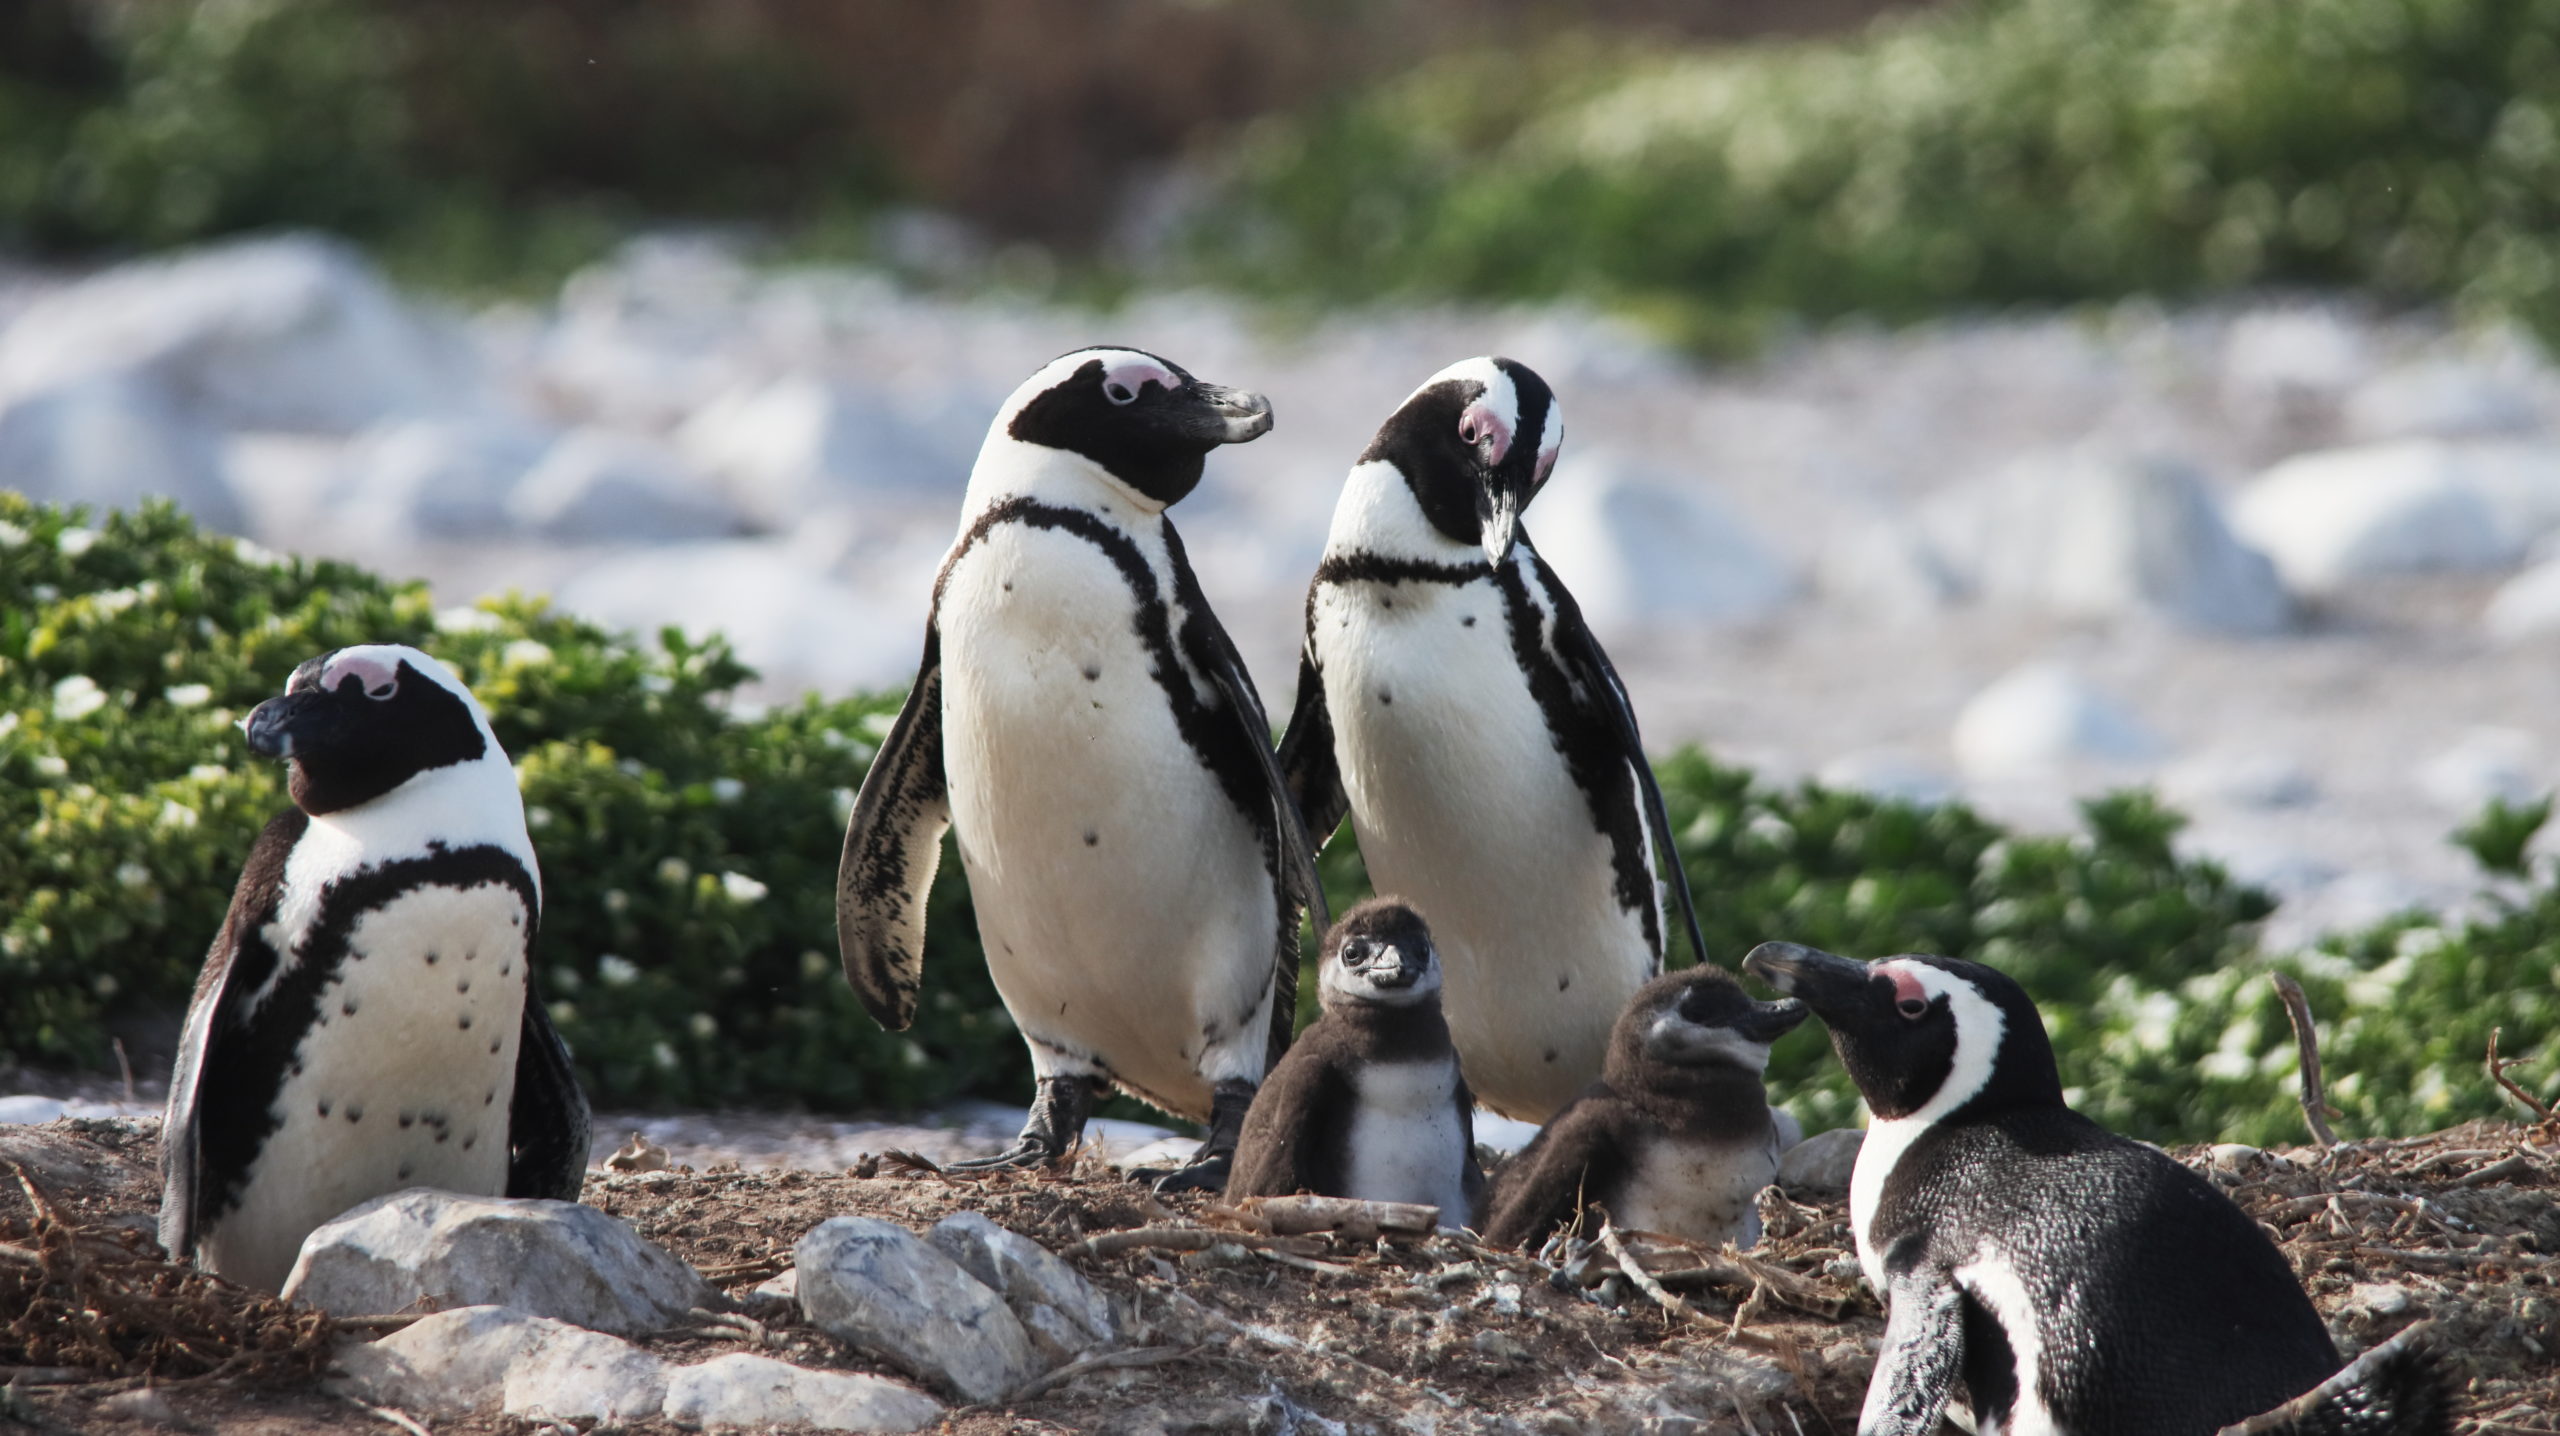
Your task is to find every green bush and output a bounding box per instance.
[1196,0,2560,349]
[0,495,1017,1111]
[5,497,2553,1142]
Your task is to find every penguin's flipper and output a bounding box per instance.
[1455,1072,1488,1227]
[1861,1269,1968,1436]
[836,622,951,1031]
[1478,1092,1627,1250]
[1275,643,1349,845]
[1535,553,1708,969]
[505,975,591,1201]
[159,808,307,1263]
[1228,1049,1355,1199]
[1195,613,1331,936]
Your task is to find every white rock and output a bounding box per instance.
[504,429,738,542]
[1531,453,1799,634]
[0,233,477,433]
[2230,439,2560,591]
[675,375,974,529]
[1815,512,1964,621]
[1471,1110,1542,1157]
[0,372,244,532]
[1952,662,2163,778]
[661,1352,943,1433]
[1924,448,2289,633]
[2415,727,2543,812]
[927,1212,1114,1362]
[280,1189,717,1336]
[2161,751,2321,810]
[2340,1282,2418,1321]
[2486,557,2560,642]
[795,1216,1042,1403]
[1818,749,1958,806]
[2222,307,2371,401]
[331,1305,668,1423]
[552,541,920,694]
[0,1097,69,1125]
[2344,360,2545,440]
[1776,1127,1862,1197]
[324,417,552,545]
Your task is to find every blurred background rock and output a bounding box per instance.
[6,0,2560,1136]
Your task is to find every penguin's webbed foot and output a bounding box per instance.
[1135,1077,1255,1195]
[948,1074,1095,1172]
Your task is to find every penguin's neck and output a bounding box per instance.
[275,759,537,940]
[1324,996,1458,1065]
[1613,1059,1776,1140]
[964,437,1165,525]
[1323,459,1486,568]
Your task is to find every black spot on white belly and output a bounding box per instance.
[315,1099,330,1117]
[1558,975,1570,991]
[345,1103,364,1122]
[1543,1049,1557,1063]
[1084,664,1101,681]
[424,951,439,965]
[1462,616,1477,627]
[399,1112,414,1128]
[398,1162,413,1180]
[342,998,359,1016]
[1084,830,1099,846]
[1379,689,1393,706]
[456,978,470,993]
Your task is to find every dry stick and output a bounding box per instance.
[2488,1027,2558,1125]
[2270,974,2340,1147]
[1005,1344,1198,1405]
[1070,1227,1321,1259]
[350,1399,434,1436]
[111,1038,137,1107]
[1596,1222,1706,1326]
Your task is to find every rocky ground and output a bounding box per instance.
[4,1115,2553,1434]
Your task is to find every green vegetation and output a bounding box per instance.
[3,499,2553,1141]
[1198,0,2560,350]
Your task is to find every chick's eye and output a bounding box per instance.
[1104,382,1136,405]
[1896,997,1929,1020]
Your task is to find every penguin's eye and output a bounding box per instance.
[1103,381,1137,405]
[1896,997,1929,1020]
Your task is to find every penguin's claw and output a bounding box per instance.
[1139,1147,1233,1194]
[946,1138,1065,1172]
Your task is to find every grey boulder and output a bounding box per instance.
[663,1352,944,1433]
[796,1216,1042,1403]
[331,1305,668,1425]
[280,1189,716,1335]
[1777,1127,1863,1198]
[928,1211,1116,1363]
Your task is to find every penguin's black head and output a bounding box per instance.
[1318,897,1443,1010]
[1742,943,2063,1124]
[1002,346,1273,507]
[1607,965,1806,1090]
[242,644,492,816]
[1360,356,1562,568]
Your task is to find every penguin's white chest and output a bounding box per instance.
[1310,574,1651,1119]
[937,516,1278,1115]
[1611,1131,1777,1249]
[1342,1059,1471,1219]
[208,879,529,1293]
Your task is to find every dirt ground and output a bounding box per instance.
[3,1117,2555,1435]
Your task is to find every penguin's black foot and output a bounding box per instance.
[949,1074,1095,1172]
[1135,1077,1255,1195]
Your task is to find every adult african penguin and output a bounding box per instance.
[159,645,588,1294]
[1741,942,2449,1436]
[837,346,1327,1191]
[1480,965,1804,1251]
[1228,898,1483,1220]
[1276,355,1707,1122]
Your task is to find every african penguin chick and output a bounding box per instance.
[1743,942,2450,1436]
[1277,356,1707,1123]
[1479,966,1804,1251]
[1227,898,1483,1220]
[159,646,589,1294]
[837,347,1327,1193]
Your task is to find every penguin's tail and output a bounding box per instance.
[2217,1323,2451,1436]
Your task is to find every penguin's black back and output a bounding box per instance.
[1879,1106,2340,1435]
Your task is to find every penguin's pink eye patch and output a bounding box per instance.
[1100,358,1178,406]
[321,651,403,700]
[1881,963,1933,1019]
[1458,400,1513,464]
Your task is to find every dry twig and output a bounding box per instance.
[1004,1344,1199,1404]
[2487,1027,2557,1126]
[2270,974,2340,1147]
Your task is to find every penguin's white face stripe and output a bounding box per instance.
[993,347,1176,430]
[1850,961,2009,1290]
[1323,458,1480,560]
[1532,393,1566,490]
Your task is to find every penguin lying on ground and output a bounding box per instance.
[1277,356,1707,1124]
[1479,966,1804,1250]
[1742,941,2449,1436]
[837,347,1327,1192]
[159,646,589,1293]
[1228,898,1482,1219]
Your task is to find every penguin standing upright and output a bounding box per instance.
[159,645,589,1293]
[1480,966,1804,1251]
[1277,356,1706,1121]
[837,347,1326,1191]
[1228,897,1483,1218]
[1741,941,2449,1436]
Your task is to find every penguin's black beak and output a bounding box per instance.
[1479,484,1521,569]
[242,691,323,759]
[1733,997,1811,1044]
[1742,942,1878,1022]
[1369,942,1430,989]
[1156,382,1273,447]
